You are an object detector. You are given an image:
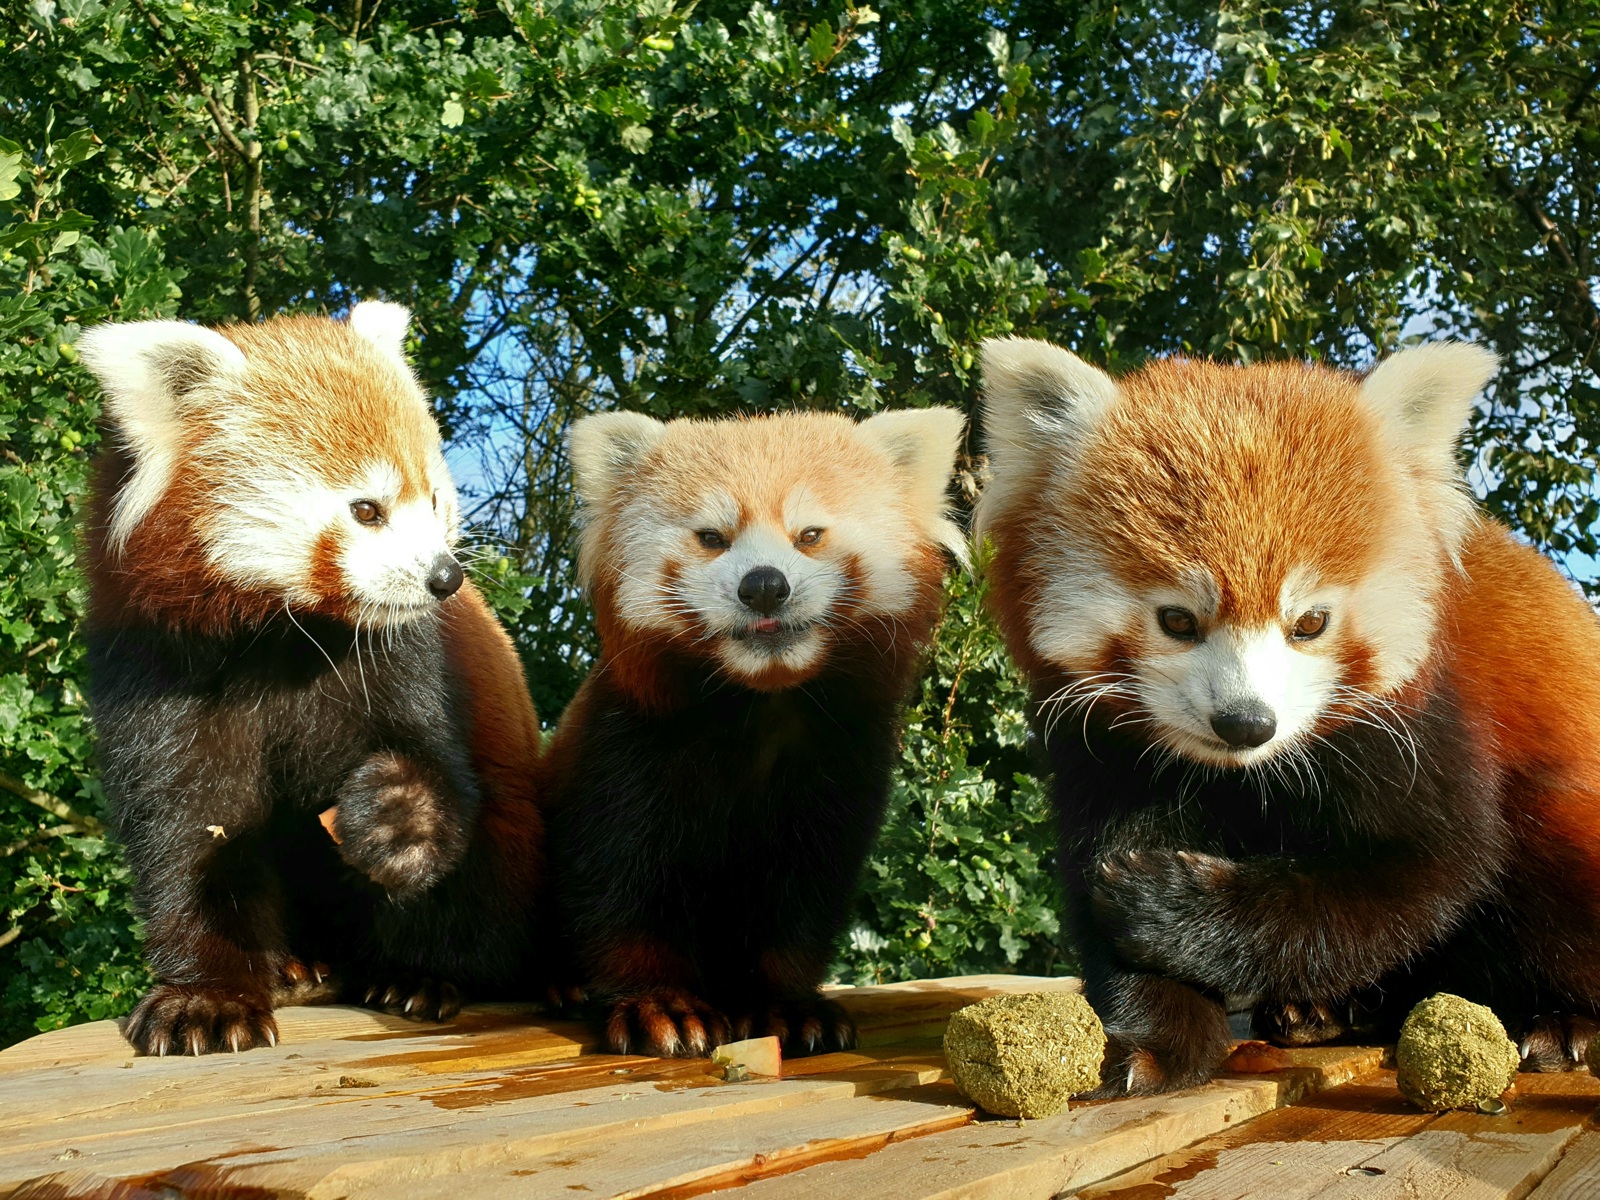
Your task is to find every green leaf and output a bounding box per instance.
[0,151,20,204]
[618,122,653,154]
[47,129,100,167]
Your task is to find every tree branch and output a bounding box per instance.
[0,770,107,837]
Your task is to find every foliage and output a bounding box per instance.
[3,0,1598,1043]
[1017,0,1600,575]
[0,127,178,1046]
[839,559,1065,984]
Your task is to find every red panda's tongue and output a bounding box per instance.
[753,617,782,633]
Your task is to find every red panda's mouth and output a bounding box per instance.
[727,620,816,652]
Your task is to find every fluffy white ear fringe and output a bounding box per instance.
[568,411,667,512]
[568,411,667,590]
[974,336,1119,539]
[857,407,970,564]
[1362,341,1497,565]
[347,300,413,371]
[1361,341,1498,475]
[78,320,248,554]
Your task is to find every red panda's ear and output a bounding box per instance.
[78,320,248,553]
[978,337,1118,462]
[347,301,412,372]
[857,407,968,564]
[568,411,667,512]
[1361,342,1498,480]
[975,337,1118,539]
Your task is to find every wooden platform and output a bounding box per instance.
[1,975,1597,1198]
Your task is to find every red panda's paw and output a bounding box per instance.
[1518,1014,1600,1072]
[740,995,858,1058]
[333,752,470,897]
[271,957,339,1007]
[604,990,731,1058]
[545,982,589,1014]
[1252,998,1353,1048]
[1083,973,1233,1098]
[1083,1038,1222,1099]
[122,984,278,1056]
[355,976,464,1022]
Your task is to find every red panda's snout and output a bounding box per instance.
[1112,606,1350,768]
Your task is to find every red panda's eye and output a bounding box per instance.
[795,527,824,547]
[1158,607,1199,640]
[350,500,385,526]
[695,530,728,551]
[1292,609,1329,640]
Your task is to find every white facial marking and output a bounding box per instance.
[603,478,932,684]
[341,460,460,621]
[572,410,964,687]
[1137,623,1337,767]
[202,456,459,625]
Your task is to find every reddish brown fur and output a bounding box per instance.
[984,359,1402,673]
[83,452,290,635]
[218,316,436,503]
[440,584,545,900]
[1442,522,1600,991]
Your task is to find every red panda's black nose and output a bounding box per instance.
[1211,704,1277,749]
[428,555,464,600]
[738,566,791,615]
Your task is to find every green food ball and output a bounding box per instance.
[943,991,1105,1118]
[1395,993,1519,1112]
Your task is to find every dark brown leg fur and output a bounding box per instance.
[1086,973,1234,1098]
[332,751,470,897]
[1253,998,1355,1048]
[352,976,463,1022]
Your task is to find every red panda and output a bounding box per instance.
[79,304,544,1055]
[975,337,1600,1095]
[541,409,964,1057]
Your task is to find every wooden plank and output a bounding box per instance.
[0,1013,597,1134]
[833,977,1081,1048]
[1310,1074,1600,1200]
[1079,1068,1435,1197]
[0,974,1062,1137]
[1080,1070,1600,1200]
[0,1031,948,1145]
[1528,1130,1600,1199]
[9,1092,969,1200]
[0,1001,458,1074]
[274,1085,972,1199]
[1084,1138,1408,1200]
[732,1046,1384,1200]
[0,1039,959,1194]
